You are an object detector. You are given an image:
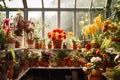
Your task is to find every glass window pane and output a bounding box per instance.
[5,0,23,8]
[92,0,107,8]
[27,0,42,8]
[76,12,90,38]
[60,11,74,33]
[45,11,58,37]
[76,0,91,8]
[0,12,6,25]
[28,11,42,38]
[111,0,118,8]
[60,0,75,8]
[44,0,58,8]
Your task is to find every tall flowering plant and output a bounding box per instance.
[82,14,103,43]
[47,28,66,48]
[2,18,16,40]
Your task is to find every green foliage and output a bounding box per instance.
[54,50,70,60]
[112,42,120,52]
[0,29,6,44]
[100,38,112,52]
[112,64,120,80]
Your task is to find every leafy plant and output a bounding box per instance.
[0,29,6,44]
[111,64,120,80]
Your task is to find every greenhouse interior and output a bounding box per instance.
[0,0,120,80]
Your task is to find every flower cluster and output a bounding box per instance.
[2,18,15,39]
[83,56,102,75]
[47,28,66,41]
[10,10,35,37]
[82,14,103,42]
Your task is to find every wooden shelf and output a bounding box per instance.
[0,47,26,53]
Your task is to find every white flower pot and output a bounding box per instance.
[17,36,24,48]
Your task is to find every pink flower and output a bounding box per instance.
[90,57,96,63]
[96,57,102,62]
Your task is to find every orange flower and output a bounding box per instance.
[68,32,73,37]
[94,14,103,30]
[86,62,92,67]
[102,53,108,58]
[88,24,97,34]
[47,28,66,40]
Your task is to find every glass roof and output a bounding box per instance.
[44,0,58,8]
[92,0,107,8]
[27,0,42,8]
[0,0,108,9]
[5,0,23,8]
[76,0,91,8]
[61,0,75,8]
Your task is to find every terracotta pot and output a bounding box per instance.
[73,44,78,49]
[48,44,52,49]
[6,38,15,44]
[67,60,74,67]
[73,61,80,67]
[89,70,102,80]
[59,60,67,66]
[6,38,15,48]
[26,39,34,48]
[29,61,35,67]
[53,40,62,49]
[26,39,34,44]
[43,61,49,67]
[35,61,40,67]
[15,41,21,48]
[22,61,29,71]
[63,43,67,49]
[35,43,42,49]
[39,60,44,66]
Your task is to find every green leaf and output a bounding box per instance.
[10,48,16,60]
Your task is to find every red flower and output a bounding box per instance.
[85,42,91,50]
[96,49,101,55]
[3,18,10,26]
[47,28,66,40]
[47,32,51,38]
[52,37,56,41]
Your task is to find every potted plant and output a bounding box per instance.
[10,10,25,48]
[3,18,16,48]
[47,40,52,49]
[47,28,66,49]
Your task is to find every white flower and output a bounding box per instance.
[90,57,96,63]
[82,67,88,72]
[96,57,102,62]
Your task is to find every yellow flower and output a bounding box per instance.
[81,48,87,54]
[94,14,103,31]
[88,49,94,54]
[82,26,90,36]
[88,24,97,34]
[68,32,73,37]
